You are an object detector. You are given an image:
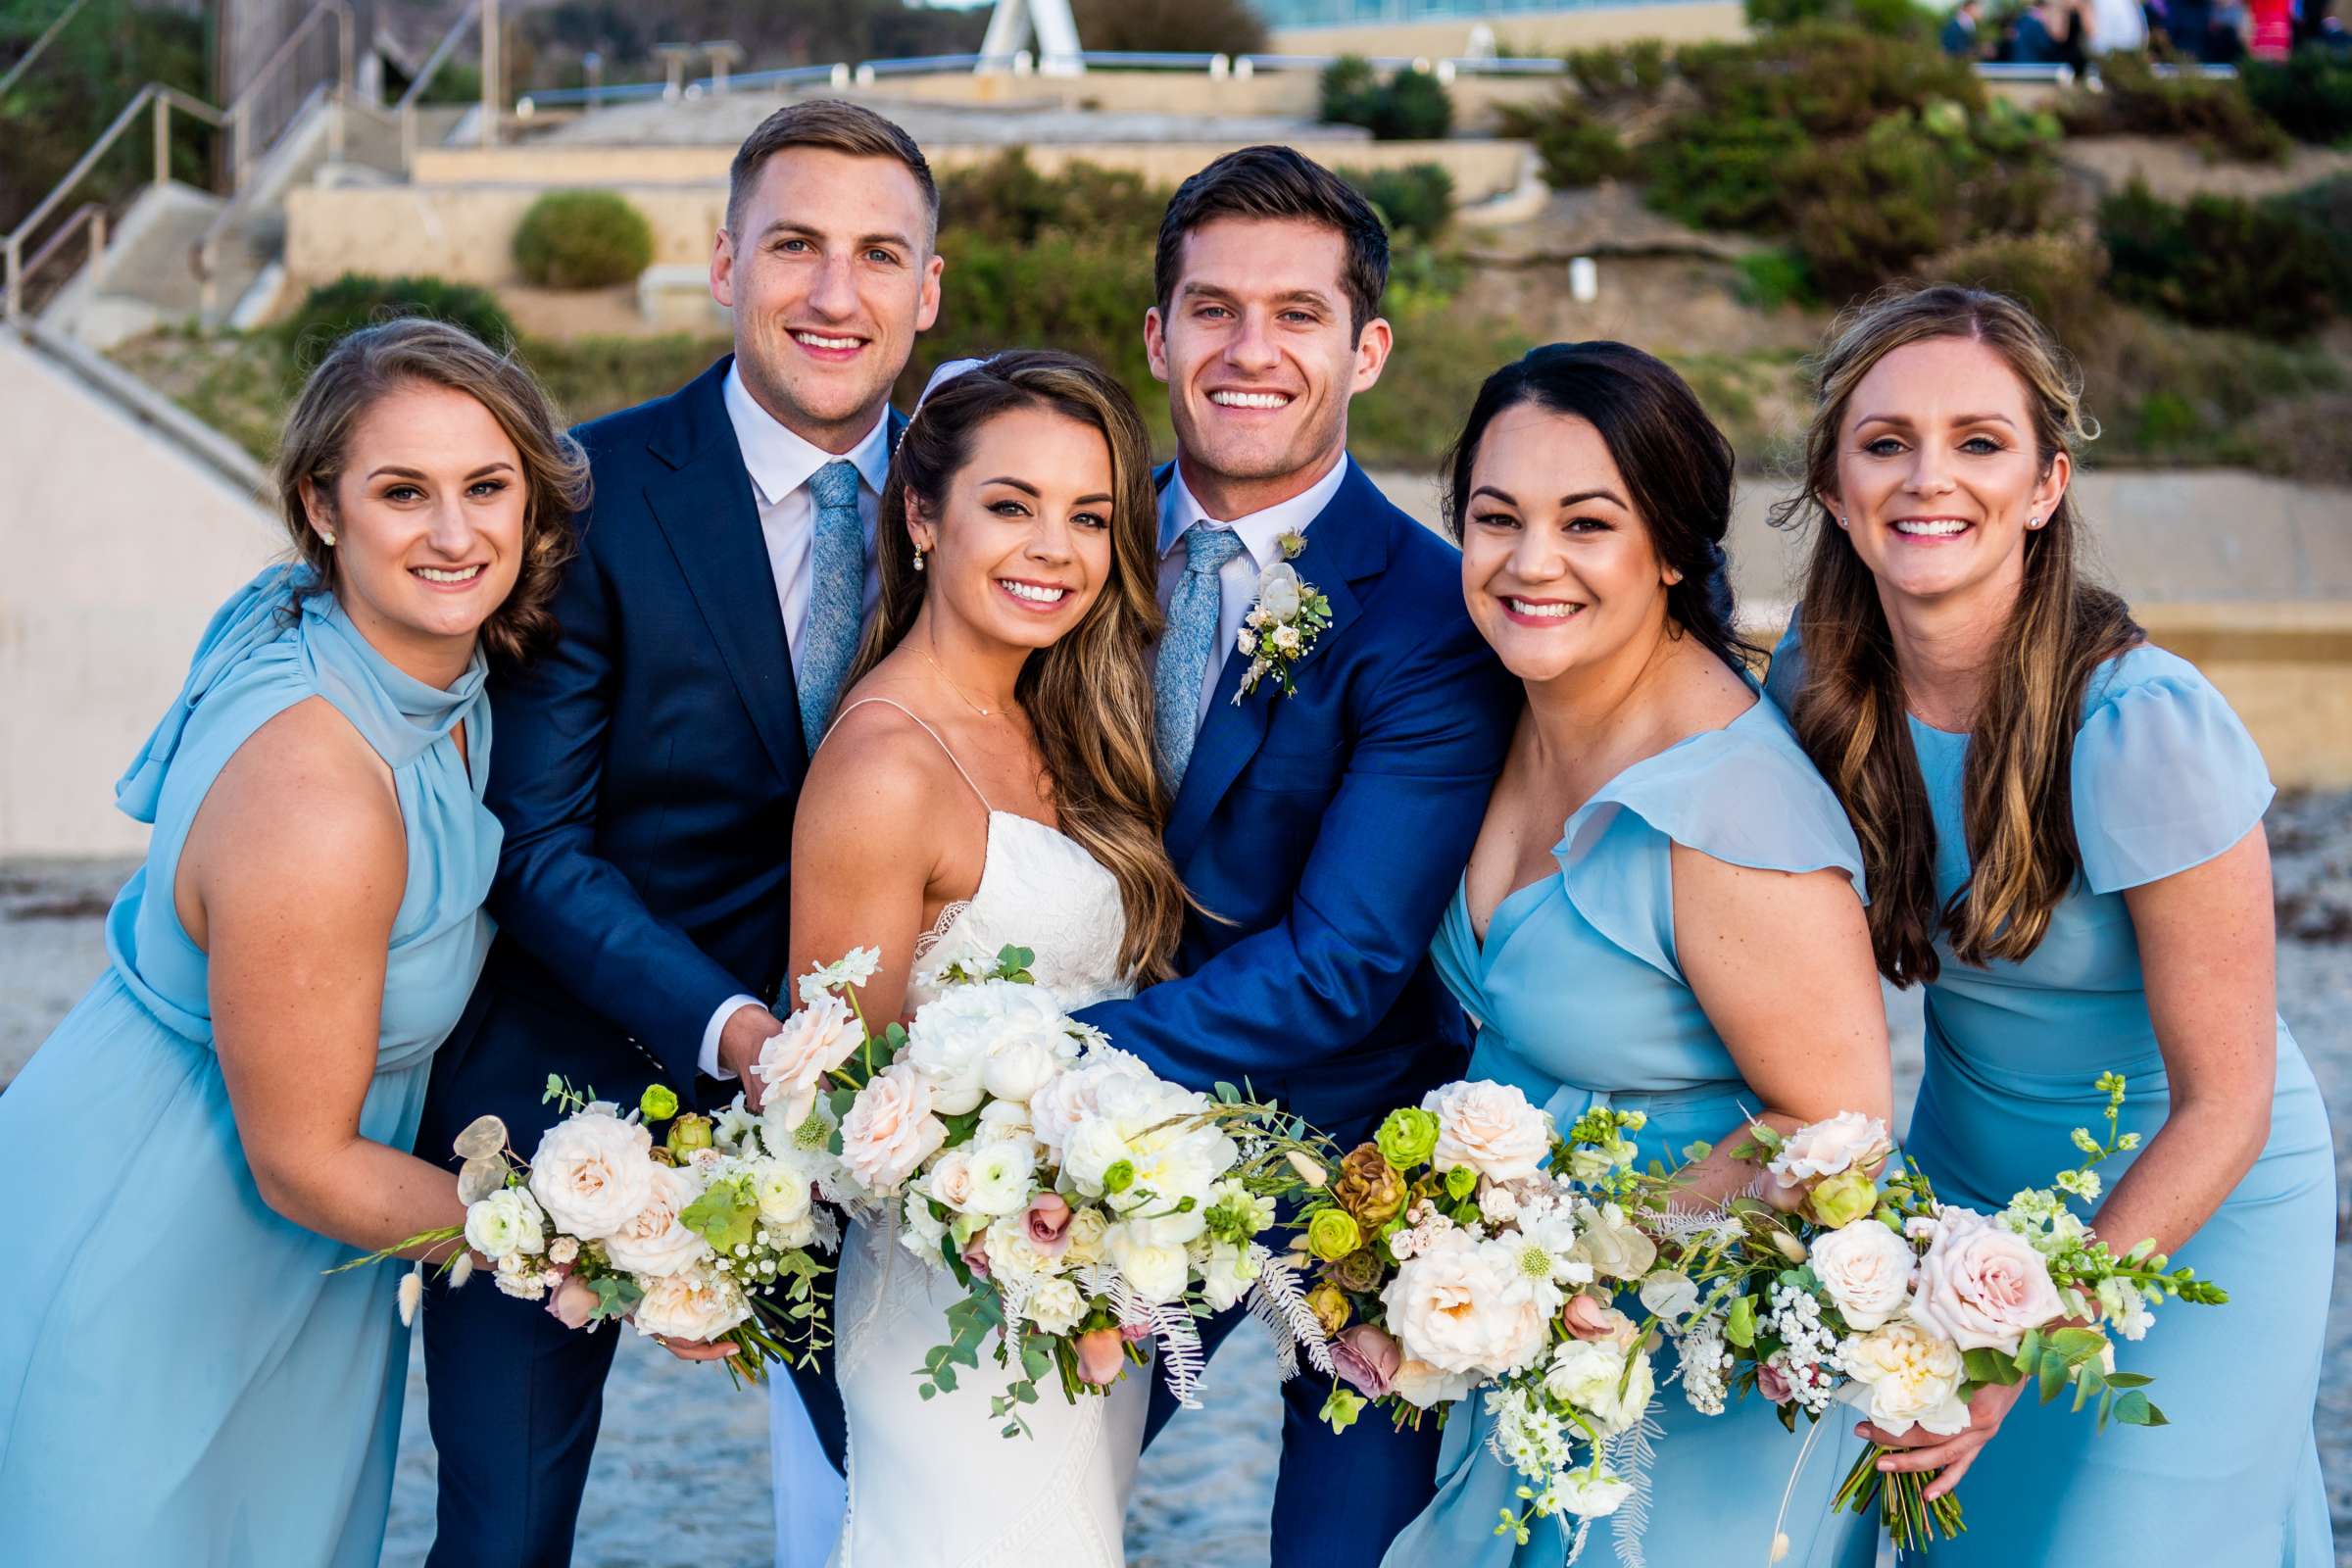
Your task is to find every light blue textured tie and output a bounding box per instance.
[799,459,866,759]
[1153,521,1246,791]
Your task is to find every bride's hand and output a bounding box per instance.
[654,1334,742,1364]
[1857,1378,2028,1500]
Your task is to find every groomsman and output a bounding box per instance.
[414,101,941,1567]
[1074,146,1520,1566]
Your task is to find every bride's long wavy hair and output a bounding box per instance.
[1770,285,2141,985]
[844,350,1187,983]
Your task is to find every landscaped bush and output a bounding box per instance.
[1744,0,1938,38]
[2267,175,2352,308]
[1319,57,1454,140]
[513,190,656,289]
[1340,163,1456,242]
[1496,96,1635,188]
[2240,46,2352,144]
[1928,232,2113,345]
[2057,51,2290,163]
[937,151,1164,246]
[282,273,517,361]
[2098,179,2336,340]
[1563,41,1671,106]
[1068,0,1268,54]
[1734,248,1818,310]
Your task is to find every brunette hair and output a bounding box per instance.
[1443,340,1755,672]
[1769,284,2141,984]
[727,99,937,240]
[1153,145,1390,340]
[845,351,1187,982]
[274,318,588,663]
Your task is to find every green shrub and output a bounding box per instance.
[1341,163,1456,242]
[1068,0,1268,54]
[1644,116,1811,229]
[2240,46,2352,144]
[1928,232,2112,344]
[1319,58,1454,140]
[1746,0,1937,36]
[937,150,1165,246]
[1563,41,1671,105]
[2098,179,2336,340]
[2057,51,2290,163]
[1734,248,1819,310]
[1497,96,1635,188]
[2267,176,2352,308]
[513,190,655,289]
[281,274,516,361]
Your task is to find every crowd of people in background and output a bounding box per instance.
[1940,0,2346,65]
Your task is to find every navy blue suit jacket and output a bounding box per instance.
[425,356,903,1141]
[1076,461,1518,1134]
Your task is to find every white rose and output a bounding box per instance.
[1105,1219,1192,1304]
[1423,1081,1552,1184]
[1908,1207,2065,1355]
[1382,1231,1550,1377]
[464,1187,546,1261]
[754,992,865,1131]
[1256,563,1302,619]
[1236,628,1258,657]
[1768,1110,1890,1184]
[1390,1355,1478,1410]
[963,1142,1038,1218]
[1837,1321,1971,1437]
[905,981,1076,1116]
[602,1162,713,1278]
[632,1263,752,1343]
[528,1108,658,1241]
[1023,1277,1088,1336]
[901,1194,950,1262]
[1543,1339,1655,1434]
[839,1062,949,1195]
[546,1235,579,1267]
[753,1159,814,1229]
[925,1149,979,1212]
[1270,623,1301,654]
[984,1213,1065,1280]
[1198,1239,1262,1312]
[975,1100,1037,1148]
[984,1037,1067,1105]
[1062,1206,1109,1265]
[1061,1118,1134,1196]
[1809,1219,1918,1331]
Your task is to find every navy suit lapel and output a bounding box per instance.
[644,358,808,786]
[1163,460,1386,867]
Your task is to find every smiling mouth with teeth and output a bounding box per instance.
[1208,391,1293,410]
[998,579,1069,606]
[414,564,485,584]
[1891,519,1971,537]
[793,331,863,352]
[1503,598,1582,620]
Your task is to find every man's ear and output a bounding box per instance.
[710,227,737,310]
[1144,306,1169,385]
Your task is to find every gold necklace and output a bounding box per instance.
[918,644,1003,719]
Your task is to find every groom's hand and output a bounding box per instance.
[718,1001,784,1110]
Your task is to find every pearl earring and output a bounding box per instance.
[1837,514,1849,530]
[321,529,336,547]
[2028,514,2042,529]
[912,546,926,572]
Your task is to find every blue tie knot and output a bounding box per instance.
[810,459,861,514]
[1183,521,1246,578]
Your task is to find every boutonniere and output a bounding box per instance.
[1233,535,1332,703]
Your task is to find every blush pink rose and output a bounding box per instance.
[1333,1324,1402,1398]
[1075,1326,1128,1387]
[1560,1295,1637,1345]
[1024,1193,1074,1257]
[545,1275,599,1331]
[756,993,864,1131]
[839,1062,949,1195]
[1906,1208,2064,1354]
[960,1233,992,1281]
[1755,1357,1794,1404]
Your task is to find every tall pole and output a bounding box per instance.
[480,0,500,148]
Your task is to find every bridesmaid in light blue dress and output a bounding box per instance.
[1385,343,1886,1568]
[0,319,585,1565]
[1765,284,2332,1562]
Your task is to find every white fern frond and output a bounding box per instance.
[1564,1517,1592,1566]
[1151,1299,1207,1407]
[1599,1409,1665,1568]
[1244,1245,1335,1378]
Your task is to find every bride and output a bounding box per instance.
[781,351,1189,1566]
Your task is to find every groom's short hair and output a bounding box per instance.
[727,100,938,243]
[1153,145,1390,340]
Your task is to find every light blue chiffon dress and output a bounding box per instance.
[0,565,500,1565]
[1768,630,2334,1564]
[1385,695,1878,1568]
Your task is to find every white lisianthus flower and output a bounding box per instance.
[1546,1468,1634,1520]
[1023,1277,1089,1336]
[1767,1110,1890,1184]
[1836,1321,1971,1437]
[1422,1081,1552,1183]
[528,1107,658,1241]
[798,946,882,1005]
[1197,1239,1262,1312]
[1544,1339,1655,1434]
[1572,1200,1659,1283]
[464,1188,547,1261]
[1105,1219,1192,1303]
[602,1161,713,1277]
[963,1142,1038,1218]
[632,1263,751,1343]
[1809,1218,1917,1331]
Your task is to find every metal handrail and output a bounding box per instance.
[0,0,94,99]
[223,0,353,191]
[18,200,105,295]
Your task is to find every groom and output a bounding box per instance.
[414,101,942,1566]
[1076,146,1519,1565]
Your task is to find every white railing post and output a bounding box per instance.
[153,94,171,186]
[5,235,21,320]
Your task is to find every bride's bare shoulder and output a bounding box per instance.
[798,688,964,833]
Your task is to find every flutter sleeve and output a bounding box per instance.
[2071,648,2275,894]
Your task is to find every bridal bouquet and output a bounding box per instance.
[780,945,1335,1438]
[1653,1074,2228,1552]
[338,1077,842,1380]
[1285,1080,1679,1543]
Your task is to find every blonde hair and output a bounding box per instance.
[1769,284,2141,983]
[275,318,589,662]
[846,351,1188,982]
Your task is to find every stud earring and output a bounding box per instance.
[1837,514,1849,530]
[2027,514,2043,529]
[321,529,336,547]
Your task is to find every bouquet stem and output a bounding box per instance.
[1834,1446,1965,1551]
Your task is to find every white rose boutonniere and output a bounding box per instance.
[1232,538,1333,703]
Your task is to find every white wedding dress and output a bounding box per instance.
[808,698,1149,1568]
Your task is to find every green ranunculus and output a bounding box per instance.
[665,1111,714,1155]
[1443,1163,1479,1201]
[639,1084,680,1122]
[1807,1167,1880,1230]
[1305,1206,1363,1262]
[1374,1105,1441,1170]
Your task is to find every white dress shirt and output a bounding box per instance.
[702,364,891,1079]
[1155,452,1352,728]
